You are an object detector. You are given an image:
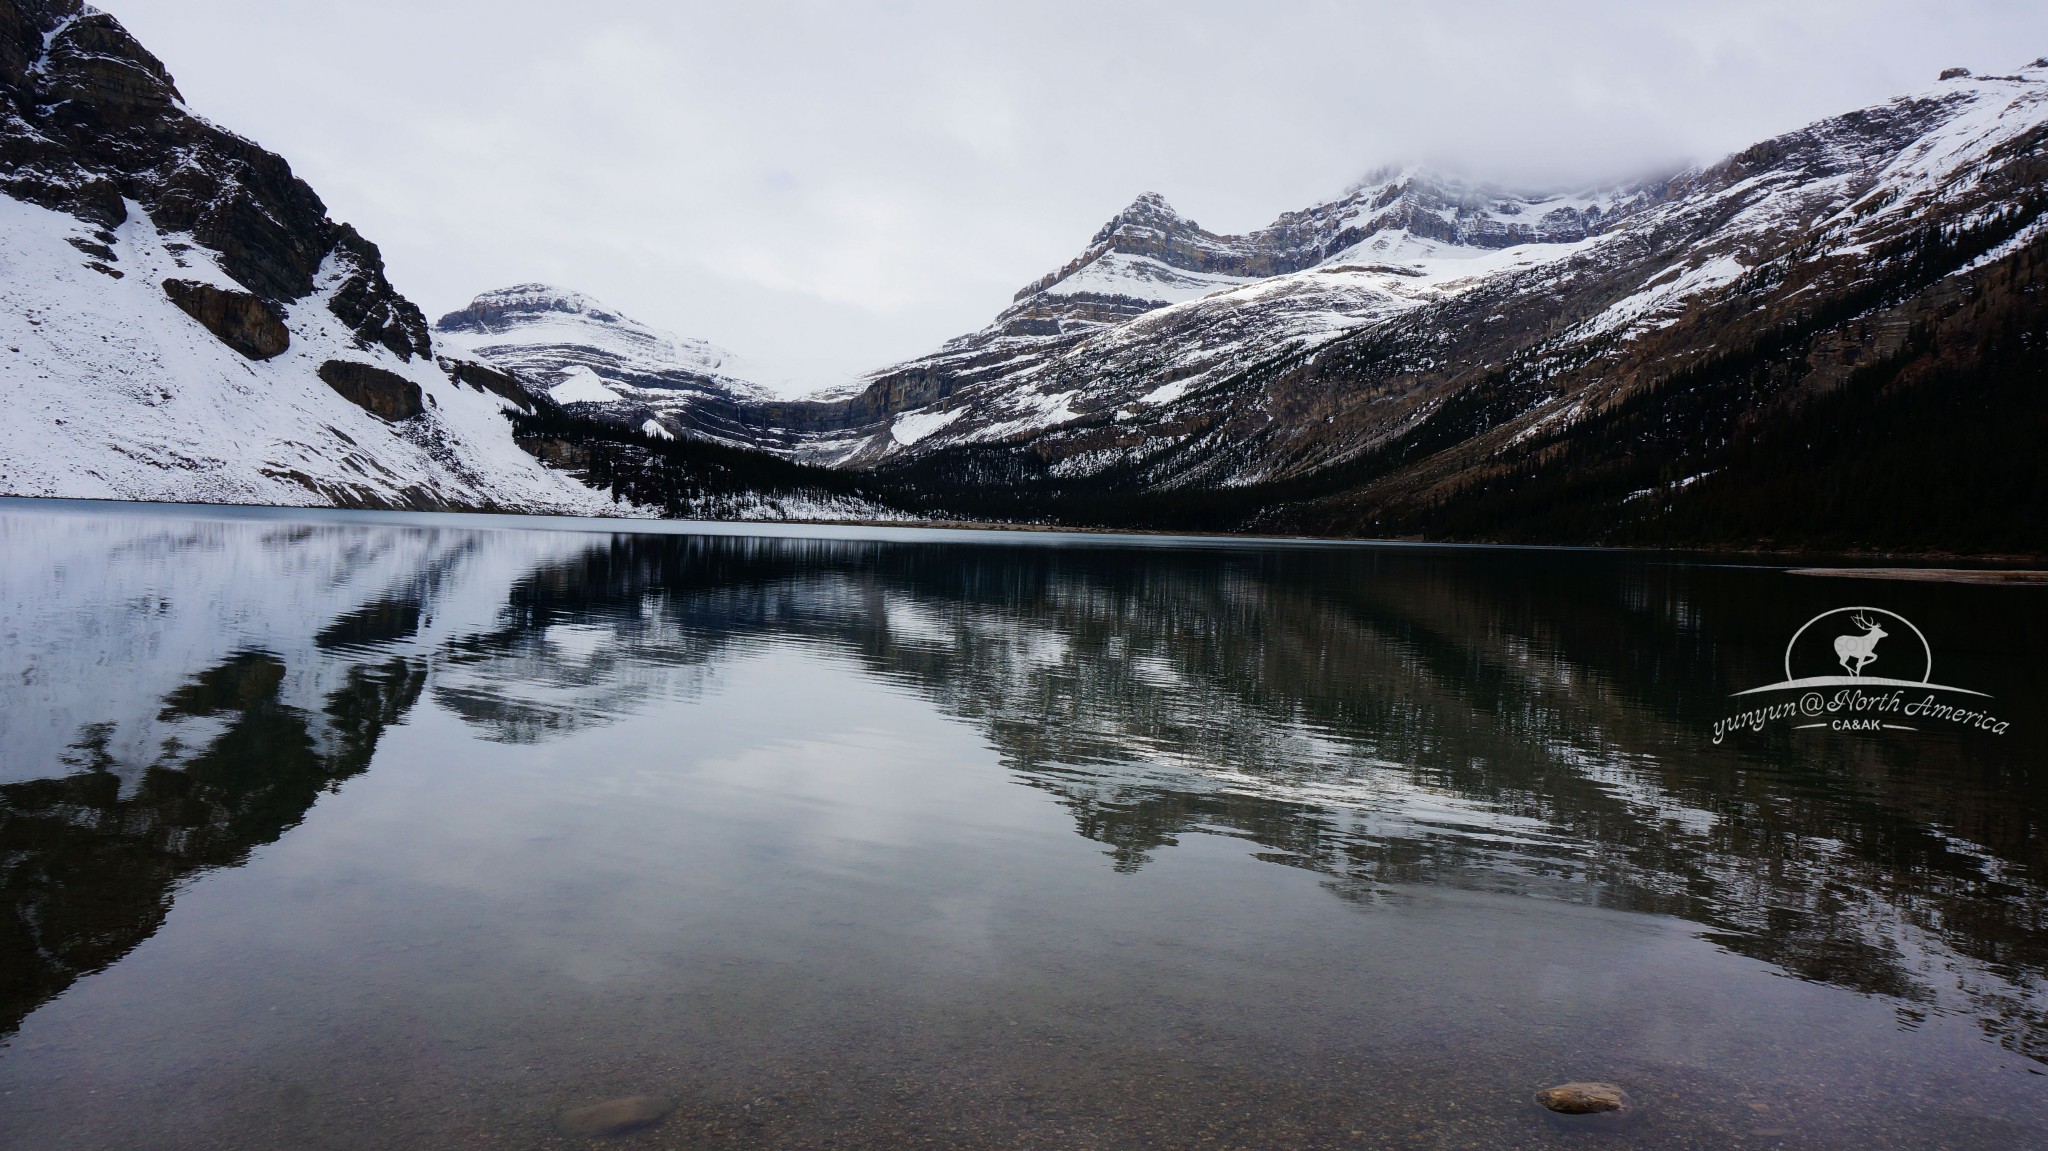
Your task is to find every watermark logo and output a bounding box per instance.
[1713,606,2008,743]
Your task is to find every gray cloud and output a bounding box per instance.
[112,0,2048,393]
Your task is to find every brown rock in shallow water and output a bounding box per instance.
[163,279,289,360]
[556,1095,673,1138]
[1535,1082,1628,1114]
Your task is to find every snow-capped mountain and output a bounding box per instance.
[757,59,2048,548]
[435,284,784,445]
[800,62,2043,475]
[0,1,610,513]
[419,49,2048,548]
[809,172,1644,467]
[436,176,1650,468]
[1003,174,1631,332]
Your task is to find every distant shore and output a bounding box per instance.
[4,494,2045,568]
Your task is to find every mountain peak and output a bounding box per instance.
[1113,190,1183,219]
[436,284,629,334]
[1091,191,1200,246]
[1001,192,1231,307]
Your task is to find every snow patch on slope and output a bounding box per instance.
[1141,380,1192,406]
[891,406,964,445]
[966,388,1085,444]
[1584,254,1748,338]
[1855,75,2048,229]
[549,366,625,405]
[1044,251,1253,304]
[1957,214,2048,277]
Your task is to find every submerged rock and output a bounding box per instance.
[1535,1082,1628,1114]
[555,1094,673,1138]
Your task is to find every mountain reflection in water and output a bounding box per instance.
[2,503,2045,1141]
[423,529,2048,1061]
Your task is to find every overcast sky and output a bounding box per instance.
[112,1,2048,394]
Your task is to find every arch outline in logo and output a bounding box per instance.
[1729,603,1990,699]
[1783,605,1933,685]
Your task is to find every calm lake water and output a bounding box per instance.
[1,499,2045,1150]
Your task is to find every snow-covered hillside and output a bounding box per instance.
[0,1,611,514]
[412,56,2048,539]
[432,175,1652,470]
[424,50,2048,521]
[0,195,610,511]
[448,170,1640,471]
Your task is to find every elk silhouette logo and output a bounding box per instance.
[1833,612,1887,676]
[1716,605,2007,743]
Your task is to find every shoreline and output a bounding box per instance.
[2,493,2043,568]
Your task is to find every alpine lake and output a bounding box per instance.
[2,498,2044,1151]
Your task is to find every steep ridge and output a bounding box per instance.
[1234,63,2048,548]
[0,1,611,512]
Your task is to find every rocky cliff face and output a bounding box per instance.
[0,2,425,356]
[0,0,610,512]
